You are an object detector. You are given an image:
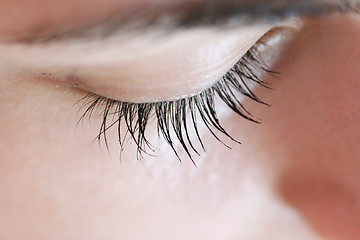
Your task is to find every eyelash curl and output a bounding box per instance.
[78,41,274,165]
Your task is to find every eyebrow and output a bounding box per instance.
[15,0,360,43]
[170,0,359,25]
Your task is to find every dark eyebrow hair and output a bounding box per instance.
[173,0,359,25]
[13,0,360,43]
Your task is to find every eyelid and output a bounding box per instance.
[71,25,272,102]
[70,21,300,103]
[0,24,273,103]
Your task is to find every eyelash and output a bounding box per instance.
[77,41,274,164]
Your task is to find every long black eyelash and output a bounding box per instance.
[78,42,273,163]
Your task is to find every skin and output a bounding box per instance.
[0,3,359,240]
[0,26,270,102]
[0,0,342,39]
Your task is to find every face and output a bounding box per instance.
[0,1,359,239]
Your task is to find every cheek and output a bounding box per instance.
[257,14,360,239]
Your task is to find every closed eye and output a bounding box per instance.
[76,30,285,164]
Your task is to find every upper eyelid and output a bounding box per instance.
[0,25,271,103]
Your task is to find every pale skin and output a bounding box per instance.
[0,1,360,240]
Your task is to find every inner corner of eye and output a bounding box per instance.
[68,27,274,103]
